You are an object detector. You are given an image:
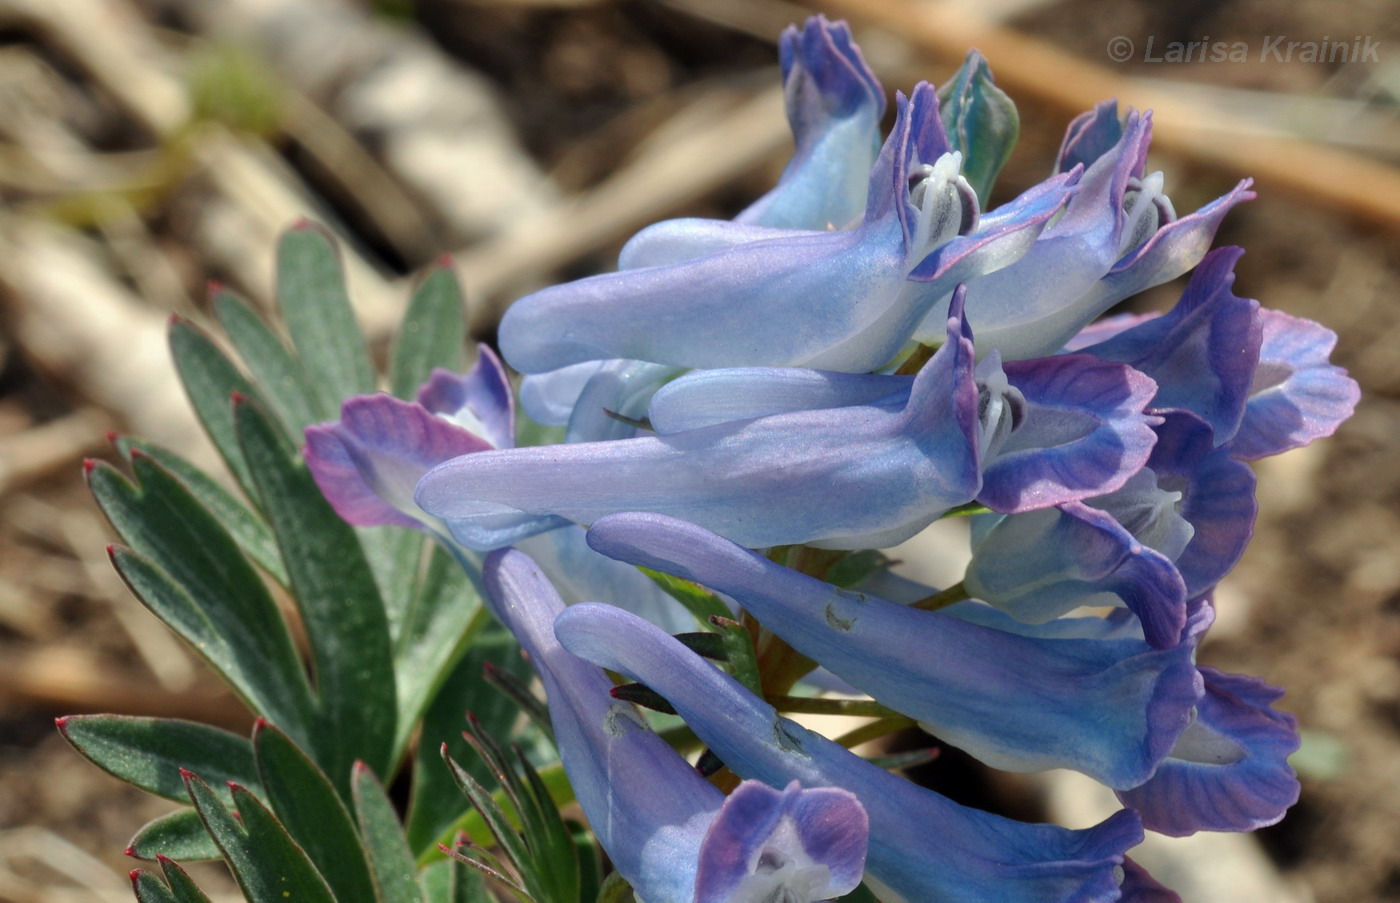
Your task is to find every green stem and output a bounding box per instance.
[834,716,914,750]
[766,695,899,719]
[911,581,970,611]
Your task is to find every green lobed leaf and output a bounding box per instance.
[91,458,314,734]
[394,545,486,755]
[353,763,424,903]
[127,808,222,862]
[418,858,491,903]
[937,50,1020,204]
[235,396,397,790]
[252,722,379,903]
[275,223,376,420]
[131,869,182,903]
[131,858,217,903]
[184,772,337,903]
[112,437,286,584]
[512,746,580,903]
[156,856,217,903]
[391,264,468,399]
[57,715,259,805]
[214,288,321,437]
[439,752,532,891]
[168,316,265,499]
[406,626,526,856]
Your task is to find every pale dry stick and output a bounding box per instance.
[0,408,113,497]
[0,828,137,903]
[0,644,252,730]
[801,0,1400,229]
[0,0,402,336]
[462,83,789,333]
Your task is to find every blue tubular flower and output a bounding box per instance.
[963,499,1189,649]
[554,601,1145,903]
[585,512,1201,789]
[914,106,1253,361]
[694,780,868,903]
[967,412,1255,645]
[564,359,684,443]
[736,15,885,231]
[1075,246,1262,444]
[302,355,688,630]
[417,295,981,551]
[303,348,562,545]
[647,338,1159,516]
[1230,308,1360,460]
[500,84,1076,375]
[483,548,869,903]
[974,352,1160,513]
[1115,663,1301,836]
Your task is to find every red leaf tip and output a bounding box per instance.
[207,278,225,296]
[105,544,117,559]
[124,847,137,859]
[155,855,173,865]
[435,252,456,269]
[353,761,370,774]
[104,430,119,444]
[129,447,146,461]
[82,458,96,473]
[230,390,248,404]
[128,868,142,881]
[54,716,69,731]
[253,716,268,729]
[291,216,315,230]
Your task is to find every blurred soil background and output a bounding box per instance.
[0,0,1397,901]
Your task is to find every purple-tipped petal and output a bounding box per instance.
[1116,667,1300,836]
[978,353,1161,513]
[1082,247,1263,443]
[1145,412,1257,596]
[415,346,515,450]
[1230,308,1360,460]
[1056,100,1125,175]
[736,16,885,231]
[587,512,1201,788]
[694,781,868,903]
[965,501,1189,649]
[556,601,1144,903]
[304,393,493,531]
[912,111,1154,358]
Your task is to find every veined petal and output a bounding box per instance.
[648,368,907,434]
[694,781,868,903]
[498,85,953,374]
[482,549,723,903]
[736,15,885,231]
[1115,667,1300,836]
[1056,100,1126,175]
[415,345,515,450]
[1230,308,1360,460]
[565,360,684,443]
[964,502,1189,649]
[1080,246,1262,443]
[555,601,1145,903]
[1144,412,1256,596]
[618,220,813,270]
[978,353,1161,513]
[911,111,1153,357]
[519,361,610,427]
[418,297,980,550]
[1090,178,1254,304]
[586,512,1201,788]
[304,393,493,532]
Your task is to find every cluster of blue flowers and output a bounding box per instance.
[303,17,1358,903]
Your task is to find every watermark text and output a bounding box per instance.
[1106,35,1382,64]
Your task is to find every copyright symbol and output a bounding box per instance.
[1107,36,1134,62]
